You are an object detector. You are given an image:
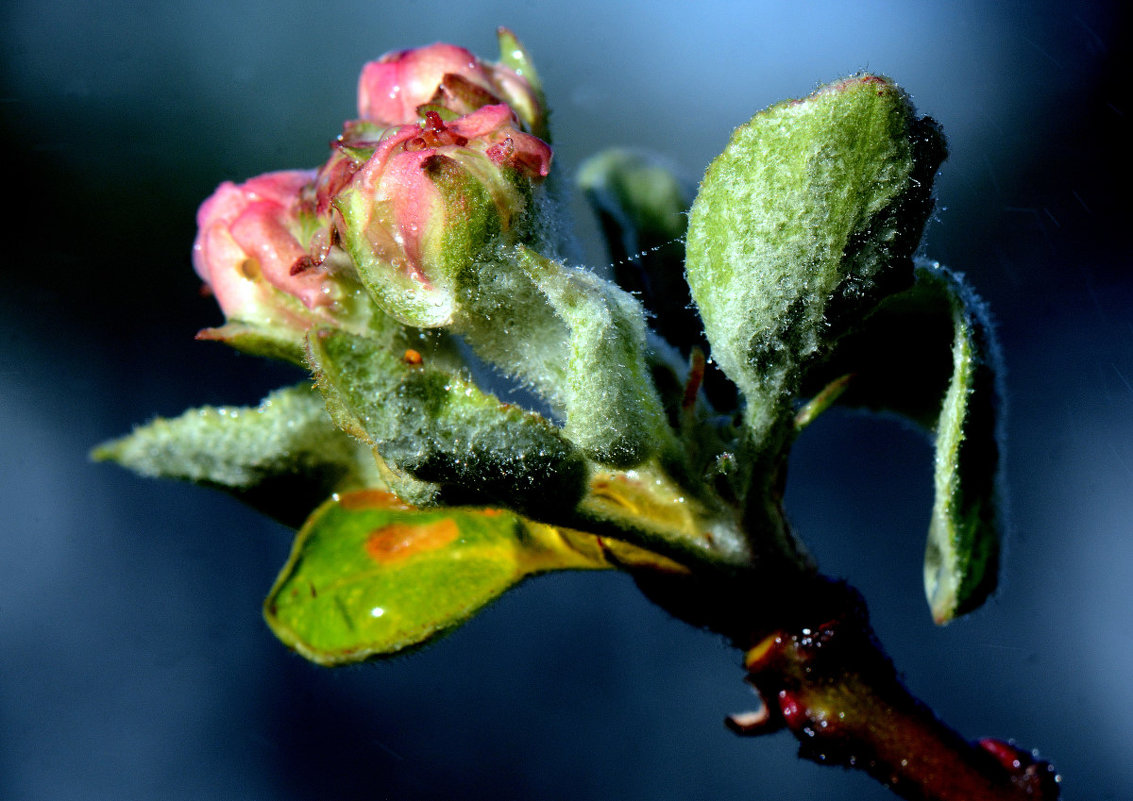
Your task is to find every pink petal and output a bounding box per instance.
[358,43,490,125]
[228,202,326,309]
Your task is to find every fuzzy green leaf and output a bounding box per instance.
[514,247,674,467]
[685,74,946,451]
[92,383,383,526]
[920,265,1002,623]
[264,490,610,664]
[798,262,1003,622]
[578,148,691,260]
[305,326,588,512]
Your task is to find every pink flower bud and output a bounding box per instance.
[192,170,364,353]
[357,36,545,138]
[327,105,552,327]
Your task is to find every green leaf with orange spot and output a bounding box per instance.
[264,490,611,664]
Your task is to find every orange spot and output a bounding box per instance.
[365,519,459,563]
[238,257,261,280]
[402,348,423,366]
[479,508,504,517]
[338,490,412,511]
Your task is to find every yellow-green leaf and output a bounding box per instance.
[264,490,611,664]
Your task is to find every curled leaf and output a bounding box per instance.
[578,149,705,359]
[921,265,1002,623]
[514,246,674,467]
[798,261,1003,622]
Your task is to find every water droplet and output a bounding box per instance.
[370,606,385,618]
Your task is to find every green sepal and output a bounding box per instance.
[333,151,521,331]
[497,27,544,98]
[264,490,611,664]
[514,246,674,467]
[496,27,548,140]
[305,326,588,513]
[799,261,1003,622]
[414,103,461,123]
[685,74,946,451]
[196,321,307,366]
[92,383,384,527]
[332,188,457,328]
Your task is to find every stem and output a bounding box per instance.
[632,564,1058,800]
[727,580,1060,801]
[621,459,1058,801]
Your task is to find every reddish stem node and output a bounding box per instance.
[733,591,1060,801]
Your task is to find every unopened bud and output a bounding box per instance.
[358,34,545,138]
[193,170,374,358]
[327,104,552,328]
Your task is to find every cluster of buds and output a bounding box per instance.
[100,31,1044,801]
[192,29,551,348]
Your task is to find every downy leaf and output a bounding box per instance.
[305,326,588,513]
[799,262,1004,622]
[578,149,707,362]
[92,383,382,527]
[921,265,1002,623]
[514,247,674,467]
[685,75,946,452]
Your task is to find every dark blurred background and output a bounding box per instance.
[2,2,1129,799]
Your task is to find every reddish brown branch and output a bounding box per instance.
[727,586,1060,801]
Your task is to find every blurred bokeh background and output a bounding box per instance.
[2,1,1129,799]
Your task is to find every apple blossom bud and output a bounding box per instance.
[192,170,372,360]
[328,104,552,328]
[357,35,546,139]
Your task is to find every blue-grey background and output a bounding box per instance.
[2,1,1129,799]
